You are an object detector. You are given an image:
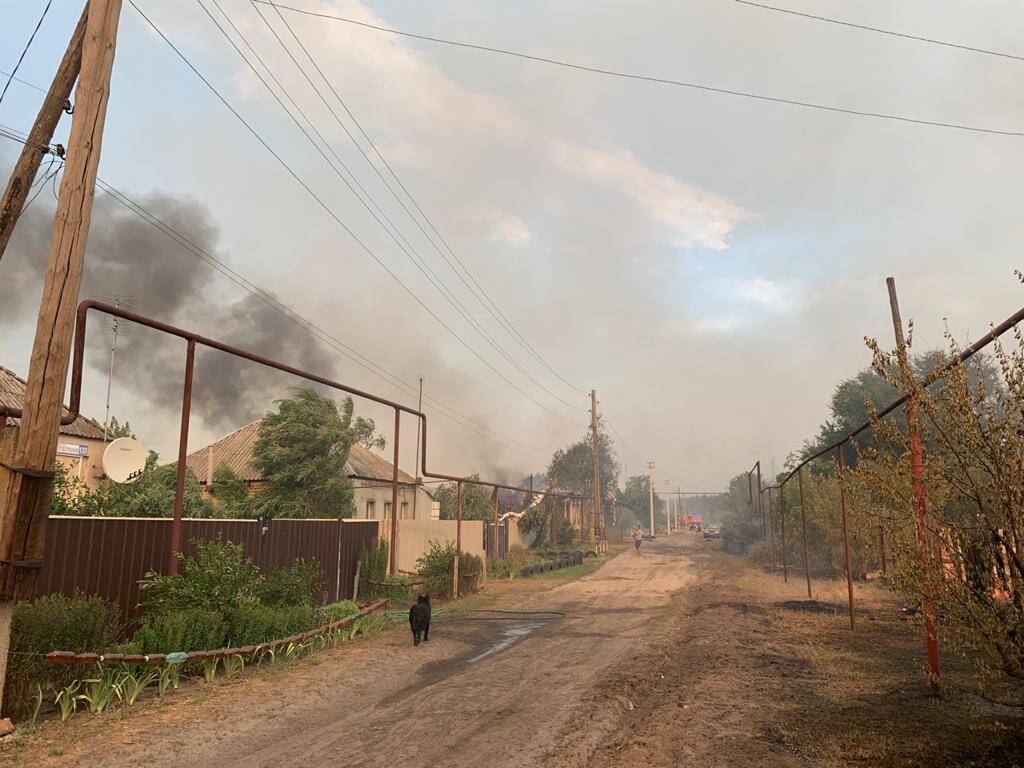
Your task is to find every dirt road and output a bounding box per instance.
[10,534,1021,767]
[37,536,693,768]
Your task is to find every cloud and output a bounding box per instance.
[735,278,799,311]
[462,202,530,246]
[550,142,750,250]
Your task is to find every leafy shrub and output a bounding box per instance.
[139,538,261,615]
[132,609,226,654]
[259,558,323,607]
[415,541,483,597]
[417,539,457,597]
[556,520,579,547]
[316,601,359,625]
[226,604,315,646]
[4,593,122,720]
[358,540,389,587]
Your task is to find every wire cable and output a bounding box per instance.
[0,120,555,460]
[735,1,1024,63]
[261,1,585,396]
[257,0,1024,138]
[202,0,582,413]
[127,0,586,427]
[0,0,53,107]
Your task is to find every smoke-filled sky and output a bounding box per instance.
[2,0,1023,491]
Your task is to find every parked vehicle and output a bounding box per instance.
[703,525,722,539]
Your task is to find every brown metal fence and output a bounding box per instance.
[37,516,379,622]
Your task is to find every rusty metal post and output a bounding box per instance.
[169,339,196,575]
[756,462,765,539]
[798,468,811,599]
[455,480,463,598]
[780,483,788,582]
[879,528,887,575]
[886,276,940,693]
[550,494,556,546]
[491,486,499,558]
[837,443,855,630]
[388,408,400,575]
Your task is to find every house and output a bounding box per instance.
[0,365,112,491]
[183,420,436,519]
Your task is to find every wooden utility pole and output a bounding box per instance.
[0,0,123,710]
[647,461,655,535]
[886,276,941,694]
[589,390,601,544]
[0,5,88,263]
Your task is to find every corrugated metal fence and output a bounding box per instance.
[38,517,380,621]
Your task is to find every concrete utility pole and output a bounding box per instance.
[589,389,601,544]
[0,6,88,263]
[886,276,941,694]
[0,0,123,710]
[647,461,655,535]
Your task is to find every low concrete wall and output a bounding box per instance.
[392,519,485,573]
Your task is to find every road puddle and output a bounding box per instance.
[468,622,543,663]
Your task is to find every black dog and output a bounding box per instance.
[409,594,431,646]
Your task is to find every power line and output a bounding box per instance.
[0,70,47,96]
[735,1,1024,63]
[0,121,552,461]
[257,0,1024,138]
[259,1,584,396]
[0,0,53,107]
[201,0,582,413]
[127,0,586,427]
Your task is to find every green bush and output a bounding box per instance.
[358,540,389,587]
[226,604,315,646]
[556,520,579,547]
[259,558,323,607]
[417,539,457,597]
[316,601,359,625]
[4,593,122,720]
[131,609,226,654]
[139,538,261,615]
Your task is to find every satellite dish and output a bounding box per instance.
[102,437,146,483]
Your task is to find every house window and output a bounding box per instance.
[366,499,375,519]
[384,501,392,519]
[401,501,409,519]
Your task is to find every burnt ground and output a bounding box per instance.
[3,535,1021,767]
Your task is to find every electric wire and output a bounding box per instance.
[200,0,582,414]
[0,121,554,461]
[259,1,584,396]
[0,69,47,96]
[735,1,1024,63]
[127,0,587,427]
[257,0,1024,138]
[0,0,53,107]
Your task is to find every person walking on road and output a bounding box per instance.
[633,524,644,557]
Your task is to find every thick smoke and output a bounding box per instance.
[2,185,339,432]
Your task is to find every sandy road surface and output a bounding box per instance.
[45,536,693,768]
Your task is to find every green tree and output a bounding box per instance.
[250,386,362,518]
[104,416,135,439]
[209,462,251,518]
[546,420,620,506]
[59,451,212,518]
[436,475,494,520]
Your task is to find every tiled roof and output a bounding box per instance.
[0,365,109,441]
[184,419,417,485]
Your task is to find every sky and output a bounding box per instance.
[1,0,1023,493]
